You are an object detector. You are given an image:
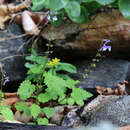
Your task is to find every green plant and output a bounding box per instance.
[14,49,93,125]
[32,0,130,26]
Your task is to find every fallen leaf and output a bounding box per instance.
[0,0,31,29]
[14,111,32,123]
[22,11,40,35]
[2,97,19,106]
[96,80,129,96]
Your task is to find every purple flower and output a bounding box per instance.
[3,76,9,85]
[99,39,111,52]
[47,14,58,22]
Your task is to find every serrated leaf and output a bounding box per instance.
[30,65,43,74]
[1,107,14,121]
[71,88,93,106]
[17,80,35,100]
[30,104,41,118]
[44,72,66,97]
[37,118,48,125]
[76,99,84,106]
[67,98,75,105]
[119,0,130,19]
[42,107,55,118]
[59,98,67,104]
[65,1,81,17]
[15,102,28,112]
[38,93,52,103]
[24,106,31,117]
[96,0,116,5]
[56,63,77,73]
[66,79,80,89]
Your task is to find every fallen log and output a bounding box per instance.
[0,122,68,130]
[41,10,130,58]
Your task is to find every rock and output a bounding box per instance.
[81,95,130,127]
[74,121,117,130]
[72,58,130,90]
[0,24,27,83]
[42,10,130,58]
[62,108,83,127]
[51,106,80,126]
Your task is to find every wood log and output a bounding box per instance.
[41,10,130,58]
[0,122,69,130]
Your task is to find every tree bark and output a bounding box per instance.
[41,10,130,58]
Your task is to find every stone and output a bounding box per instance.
[62,108,83,127]
[81,95,130,127]
[72,58,130,90]
[0,23,27,83]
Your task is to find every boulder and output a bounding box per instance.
[72,58,130,91]
[0,24,27,83]
[81,95,130,127]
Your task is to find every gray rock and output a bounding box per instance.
[82,95,130,127]
[62,108,83,127]
[0,24,28,82]
[73,58,130,89]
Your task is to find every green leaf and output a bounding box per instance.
[25,63,35,69]
[15,102,28,112]
[38,93,52,103]
[30,64,43,74]
[119,0,130,19]
[85,2,102,14]
[42,107,55,118]
[56,63,77,73]
[96,0,116,5]
[44,72,66,97]
[24,107,31,117]
[80,0,95,3]
[66,79,80,89]
[68,6,88,24]
[30,104,41,118]
[45,0,68,11]
[59,98,67,104]
[17,80,35,100]
[67,98,75,105]
[1,107,14,121]
[32,0,45,11]
[65,1,81,17]
[71,88,93,106]
[37,118,48,125]
[56,74,71,80]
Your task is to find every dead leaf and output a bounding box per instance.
[96,80,129,96]
[0,0,31,29]
[4,92,18,98]
[22,11,40,35]
[14,111,32,123]
[2,97,19,106]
